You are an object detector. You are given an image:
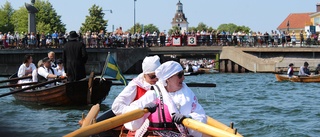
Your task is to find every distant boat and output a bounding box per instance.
[198,68,219,73]
[275,74,320,82]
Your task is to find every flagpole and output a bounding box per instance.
[100,52,111,81]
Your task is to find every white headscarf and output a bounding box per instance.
[155,61,183,86]
[142,55,161,74]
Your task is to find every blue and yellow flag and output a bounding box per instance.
[103,54,128,86]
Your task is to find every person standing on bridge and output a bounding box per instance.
[63,31,88,82]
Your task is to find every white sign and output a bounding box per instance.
[172,36,181,46]
[188,36,197,46]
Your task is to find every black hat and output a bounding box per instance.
[56,58,63,64]
[68,31,79,40]
[42,57,51,62]
[304,62,309,66]
[289,63,294,67]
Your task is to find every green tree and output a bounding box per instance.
[34,0,66,33]
[11,0,66,34]
[217,23,251,33]
[0,1,14,33]
[196,22,208,31]
[80,4,108,33]
[187,26,197,33]
[127,23,143,34]
[11,7,28,33]
[168,26,180,35]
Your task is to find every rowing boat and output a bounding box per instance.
[8,73,112,106]
[275,74,320,83]
[66,104,243,137]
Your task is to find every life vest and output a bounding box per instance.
[147,85,177,131]
[288,67,294,76]
[134,86,147,101]
[37,66,55,83]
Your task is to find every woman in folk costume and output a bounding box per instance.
[108,55,161,136]
[124,61,207,137]
[17,54,36,87]
[94,56,161,132]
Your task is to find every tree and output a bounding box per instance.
[10,0,66,34]
[168,26,180,35]
[143,24,159,34]
[217,23,251,33]
[127,23,159,34]
[196,22,208,31]
[34,0,66,33]
[80,4,108,33]
[0,1,14,33]
[11,7,28,33]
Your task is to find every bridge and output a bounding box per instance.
[0,46,319,76]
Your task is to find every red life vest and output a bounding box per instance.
[134,86,147,101]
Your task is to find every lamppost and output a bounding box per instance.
[103,10,113,32]
[134,0,137,34]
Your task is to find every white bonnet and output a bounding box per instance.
[155,61,183,86]
[142,55,161,74]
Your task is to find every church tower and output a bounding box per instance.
[171,0,189,34]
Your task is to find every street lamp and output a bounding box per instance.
[103,10,113,32]
[134,0,137,34]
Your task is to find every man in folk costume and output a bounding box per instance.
[124,61,207,137]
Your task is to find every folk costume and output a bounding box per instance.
[124,61,206,137]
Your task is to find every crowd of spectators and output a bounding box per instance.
[0,28,316,49]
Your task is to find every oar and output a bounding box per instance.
[64,109,148,137]
[182,118,243,137]
[0,75,32,84]
[0,82,38,89]
[206,116,243,137]
[111,82,216,87]
[0,77,66,98]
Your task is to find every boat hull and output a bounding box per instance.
[275,74,320,83]
[9,74,111,106]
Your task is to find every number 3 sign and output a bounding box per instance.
[188,36,197,46]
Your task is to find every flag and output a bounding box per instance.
[103,54,128,86]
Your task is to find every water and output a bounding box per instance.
[0,73,319,137]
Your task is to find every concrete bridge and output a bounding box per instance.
[0,46,319,76]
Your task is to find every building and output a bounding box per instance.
[171,0,189,34]
[277,3,320,40]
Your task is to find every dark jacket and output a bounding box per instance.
[62,40,88,82]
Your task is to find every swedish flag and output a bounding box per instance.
[103,54,128,86]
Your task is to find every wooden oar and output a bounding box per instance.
[111,82,216,87]
[0,82,38,89]
[206,116,243,137]
[182,118,243,137]
[64,109,148,137]
[0,75,32,84]
[0,77,66,98]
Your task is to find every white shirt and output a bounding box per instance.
[54,65,66,76]
[124,82,206,137]
[17,63,36,84]
[112,73,153,115]
[37,66,57,87]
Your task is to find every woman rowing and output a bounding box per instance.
[124,61,207,137]
[17,54,36,88]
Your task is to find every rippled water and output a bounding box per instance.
[0,73,319,137]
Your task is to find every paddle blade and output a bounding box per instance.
[182,118,243,137]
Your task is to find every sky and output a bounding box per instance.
[1,0,319,33]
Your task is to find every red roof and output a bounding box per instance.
[277,13,314,30]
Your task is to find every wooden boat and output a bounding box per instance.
[275,74,320,83]
[65,105,243,137]
[8,73,112,106]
